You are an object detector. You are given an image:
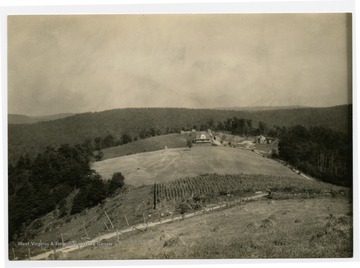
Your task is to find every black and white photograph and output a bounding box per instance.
[2,1,356,265]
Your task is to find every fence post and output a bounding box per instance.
[103,221,110,231]
[83,221,89,238]
[159,211,162,223]
[124,215,129,226]
[154,183,157,210]
[104,211,114,229]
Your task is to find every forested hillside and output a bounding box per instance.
[8,113,74,124]
[8,143,126,242]
[278,125,352,187]
[8,105,351,163]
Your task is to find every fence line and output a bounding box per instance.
[31,192,268,260]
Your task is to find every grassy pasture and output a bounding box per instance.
[101,133,190,160]
[67,196,352,259]
[92,146,300,186]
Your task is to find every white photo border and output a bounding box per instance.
[0,1,358,268]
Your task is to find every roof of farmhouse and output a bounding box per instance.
[196,132,211,139]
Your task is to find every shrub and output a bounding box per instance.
[108,172,125,195]
[186,139,193,149]
[179,203,189,214]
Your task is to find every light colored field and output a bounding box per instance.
[92,146,299,186]
[67,196,352,259]
[101,133,189,160]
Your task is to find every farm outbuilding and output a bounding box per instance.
[255,135,276,144]
[256,135,267,144]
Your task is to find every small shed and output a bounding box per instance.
[256,135,267,144]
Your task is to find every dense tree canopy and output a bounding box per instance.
[8,143,113,241]
[278,125,352,187]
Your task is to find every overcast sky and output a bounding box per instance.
[8,13,351,116]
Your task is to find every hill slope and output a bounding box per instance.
[12,170,349,260]
[8,105,351,163]
[213,105,305,111]
[66,196,352,259]
[8,113,74,124]
[92,146,300,185]
[101,133,189,160]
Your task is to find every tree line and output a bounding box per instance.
[212,117,284,137]
[8,106,351,164]
[93,127,164,150]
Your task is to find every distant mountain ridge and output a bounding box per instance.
[8,105,352,163]
[212,105,306,111]
[8,113,74,124]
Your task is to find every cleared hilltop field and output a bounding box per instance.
[93,145,299,186]
[100,133,189,160]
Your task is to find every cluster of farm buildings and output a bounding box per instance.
[180,129,276,148]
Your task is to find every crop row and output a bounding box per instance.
[154,173,348,203]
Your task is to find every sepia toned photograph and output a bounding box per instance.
[7,12,353,261]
